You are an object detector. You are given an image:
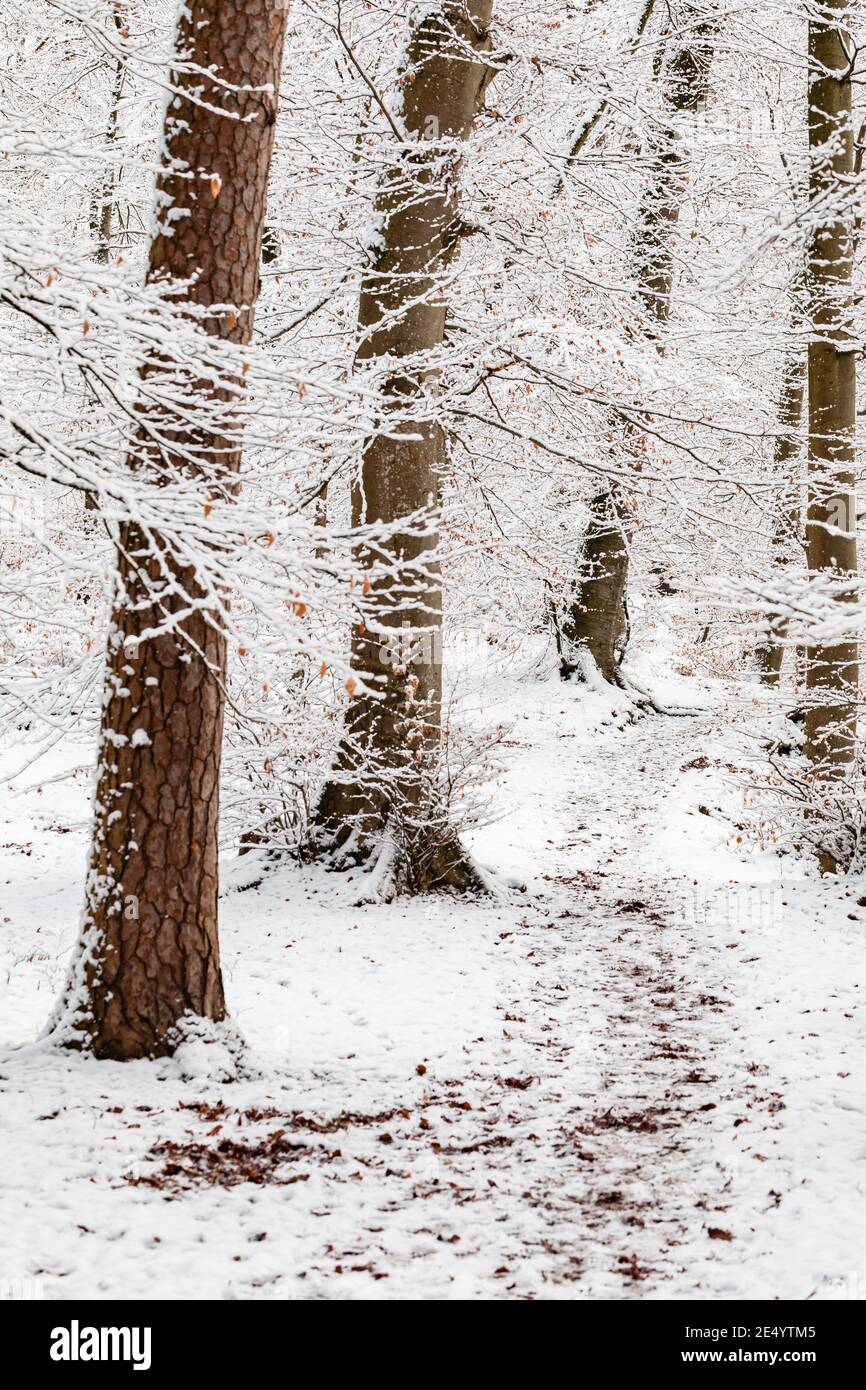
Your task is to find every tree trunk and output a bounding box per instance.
[89,2,127,266]
[53,0,289,1058]
[558,5,714,685]
[555,487,630,683]
[804,1,858,870]
[85,2,130,514]
[754,353,805,684]
[313,2,494,893]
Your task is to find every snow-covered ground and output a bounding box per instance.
[1,652,864,1301]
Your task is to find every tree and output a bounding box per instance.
[753,348,805,685]
[52,0,290,1058]
[312,2,495,895]
[89,2,129,266]
[754,253,809,689]
[803,0,858,869]
[555,2,716,687]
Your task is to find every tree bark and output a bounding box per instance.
[557,5,714,685]
[313,2,494,893]
[804,1,858,868]
[54,0,289,1058]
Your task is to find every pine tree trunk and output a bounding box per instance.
[804,1,858,869]
[558,6,714,684]
[55,0,289,1058]
[314,2,494,892]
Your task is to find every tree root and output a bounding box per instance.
[567,649,701,718]
[322,827,506,905]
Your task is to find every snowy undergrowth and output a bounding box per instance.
[0,649,864,1300]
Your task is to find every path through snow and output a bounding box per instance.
[1,664,864,1299]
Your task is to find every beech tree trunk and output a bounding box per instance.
[554,486,630,682]
[754,353,805,684]
[804,1,858,868]
[558,5,714,684]
[55,0,289,1058]
[89,2,127,266]
[314,2,494,892]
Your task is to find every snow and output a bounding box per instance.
[1,654,865,1300]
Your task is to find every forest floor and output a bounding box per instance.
[1,644,865,1301]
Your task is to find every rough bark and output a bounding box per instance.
[313,2,494,892]
[55,0,289,1058]
[558,5,714,685]
[803,1,858,869]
